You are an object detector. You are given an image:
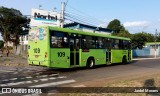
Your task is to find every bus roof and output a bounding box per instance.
[146,42,160,45]
[36,26,131,41]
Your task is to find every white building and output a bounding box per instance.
[19,34,28,50]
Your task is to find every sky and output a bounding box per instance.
[1,0,160,40]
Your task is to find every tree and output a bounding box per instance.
[131,32,155,49]
[144,33,154,42]
[107,19,156,49]
[0,7,28,47]
[0,40,4,49]
[115,26,131,38]
[156,33,160,42]
[107,19,131,38]
[131,33,145,49]
[107,19,122,34]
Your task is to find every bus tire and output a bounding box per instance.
[87,58,95,68]
[122,56,127,64]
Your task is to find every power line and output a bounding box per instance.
[56,1,103,27]
[65,18,96,27]
[65,14,96,26]
[65,0,69,7]
[65,13,100,26]
[65,13,97,26]
[67,4,105,24]
[65,11,103,24]
[65,15,95,26]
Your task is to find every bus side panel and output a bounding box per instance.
[80,50,89,67]
[80,49,106,66]
[91,49,106,65]
[111,50,128,63]
[50,48,70,68]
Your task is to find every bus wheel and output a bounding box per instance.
[87,58,95,68]
[122,56,127,64]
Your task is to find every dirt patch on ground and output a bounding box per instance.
[64,70,160,87]
[55,73,160,96]
[0,53,28,66]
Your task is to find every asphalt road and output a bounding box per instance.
[60,59,160,86]
[0,59,160,95]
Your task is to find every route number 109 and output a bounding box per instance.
[57,52,65,57]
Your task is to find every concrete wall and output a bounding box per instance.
[133,45,160,57]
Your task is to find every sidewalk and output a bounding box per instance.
[133,56,160,60]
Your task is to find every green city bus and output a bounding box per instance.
[28,26,132,68]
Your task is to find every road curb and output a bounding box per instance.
[133,57,160,60]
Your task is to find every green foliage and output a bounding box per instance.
[107,19,156,49]
[156,33,160,42]
[107,19,131,38]
[131,32,154,49]
[0,6,29,46]
[0,40,4,49]
[107,19,123,34]
[112,26,131,38]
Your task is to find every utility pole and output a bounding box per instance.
[60,2,65,28]
[39,5,42,10]
[154,29,157,58]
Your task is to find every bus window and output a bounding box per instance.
[104,38,112,49]
[128,41,132,49]
[91,37,96,48]
[50,31,68,48]
[119,40,124,49]
[86,36,91,48]
[82,36,95,48]
[123,40,131,49]
[112,39,119,49]
[69,34,82,50]
[95,37,103,48]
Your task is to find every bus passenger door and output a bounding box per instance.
[128,50,132,61]
[106,49,111,64]
[70,36,80,66]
